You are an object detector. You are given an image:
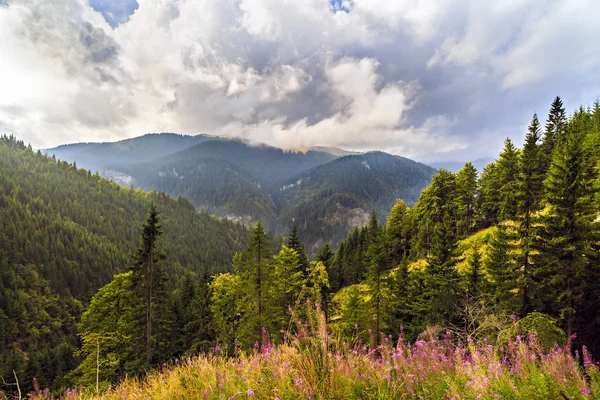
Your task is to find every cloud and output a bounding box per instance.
[0,0,598,161]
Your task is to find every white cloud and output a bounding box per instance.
[427,0,600,89]
[0,0,598,161]
[218,58,463,159]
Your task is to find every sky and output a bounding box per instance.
[1,0,599,163]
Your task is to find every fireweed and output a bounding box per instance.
[32,304,599,399]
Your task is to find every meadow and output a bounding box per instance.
[30,305,599,400]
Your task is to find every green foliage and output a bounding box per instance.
[0,137,248,392]
[73,272,138,388]
[513,312,566,352]
[497,138,521,221]
[210,272,243,354]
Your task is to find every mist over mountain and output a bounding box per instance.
[45,133,213,172]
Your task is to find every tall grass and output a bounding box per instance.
[32,304,599,399]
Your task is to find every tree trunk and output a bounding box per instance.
[146,251,153,365]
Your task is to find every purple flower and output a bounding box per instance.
[247,389,255,397]
[582,387,592,396]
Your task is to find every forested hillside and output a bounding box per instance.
[275,152,436,253]
[0,135,249,392]
[46,133,212,172]
[101,141,435,252]
[325,97,600,352]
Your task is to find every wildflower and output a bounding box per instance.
[215,344,221,353]
[247,389,255,397]
[582,387,592,396]
[296,377,303,387]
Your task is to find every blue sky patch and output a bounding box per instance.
[330,0,354,13]
[89,0,139,28]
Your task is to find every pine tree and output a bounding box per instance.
[411,169,457,257]
[478,162,501,227]
[497,138,520,221]
[485,224,517,312]
[422,214,460,326]
[287,225,309,272]
[271,245,303,329]
[455,162,478,237]
[246,222,272,318]
[540,96,566,174]
[535,118,599,336]
[516,113,543,316]
[366,223,390,344]
[317,243,335,316]
[386,199,411,266]
[130,205,168,366]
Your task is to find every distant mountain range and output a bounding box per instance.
[47,134,437,253]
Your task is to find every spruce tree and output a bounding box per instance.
[270,245,303,329]
[496,138,520,221]
[516,114,543,316]
[317,243,335,316]
[477,162,501,227]
[287,225,309,272]
[455,162,478,237]
[386,199,411,266]
[422,214,460,326]
[540,96,566,174]
[535,118,599,336]
[245,222,272,320]
[485,223,517,312]
[130,205,168,366]
[366,223,390,344]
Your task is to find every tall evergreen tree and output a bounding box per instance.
[317,243,335,316]
[496,138,520,221]
[516,114,543,316]
[535,117,599,336]
[541,96,567,174]
[455,162,478,237]
[478,162,502,227]
[270,245,303,330]
[287,225,309,272]
[386,199,411,266]
[421,214,460,326]
[237,222,274,343]
[130,205,169,366]
[485,224,517,312]
[366,223,390,344]
[412,169,457,258]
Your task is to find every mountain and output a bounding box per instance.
[124,139,338,190]
[48,135,436,253]
[0,135,249,390]
[274,152,436,253]
[45,133,212,172]
[307,146,361,157]
[114,157,278,224]
[105,139,336,223]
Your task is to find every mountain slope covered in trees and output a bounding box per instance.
[0,135,249,392]
[101,141,435,251]
[45,133,212,172]
[275,152,436,252]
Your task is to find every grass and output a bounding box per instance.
[30,305,600,400]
